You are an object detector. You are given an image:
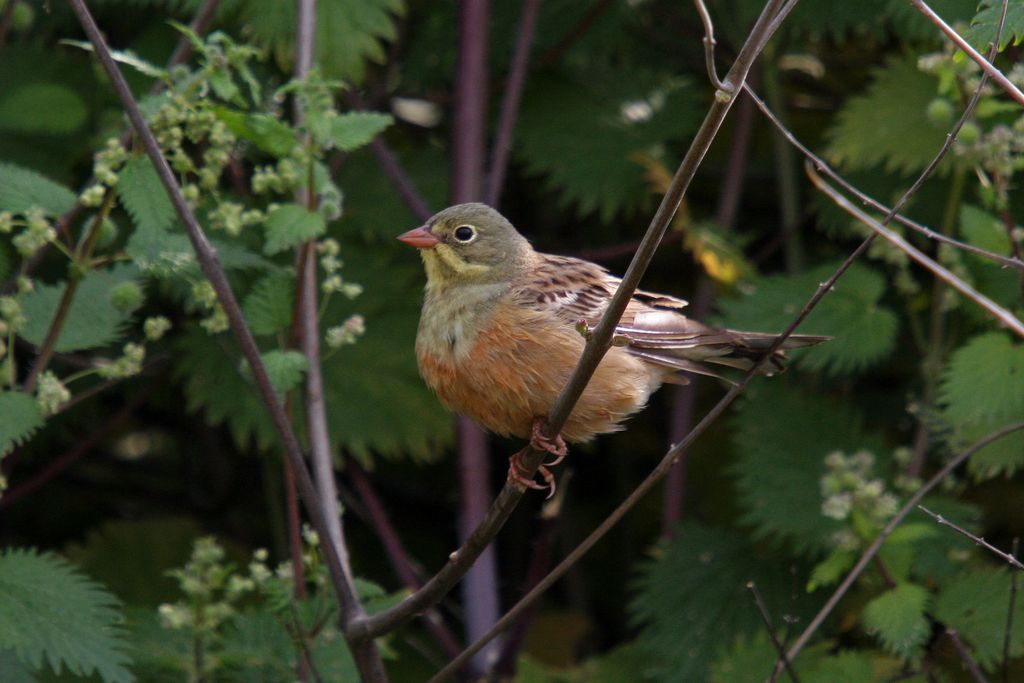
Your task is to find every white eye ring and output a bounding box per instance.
[453,225,477,242]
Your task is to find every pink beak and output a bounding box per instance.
[397,225,439,249]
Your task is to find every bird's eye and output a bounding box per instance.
[453,225,476,242]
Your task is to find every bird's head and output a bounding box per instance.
[397,203,532,287]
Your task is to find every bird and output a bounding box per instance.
[398,203,827,495]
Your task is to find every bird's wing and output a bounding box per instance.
[516,252,828,381]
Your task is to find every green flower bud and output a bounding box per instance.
[109,281,145,312]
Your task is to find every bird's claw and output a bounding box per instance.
[530,417,567,467]
[507,449,556,499]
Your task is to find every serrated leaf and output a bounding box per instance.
[0,162,77,215]
[958,204,1020,311]
[118,155,176,239]
[730,381,887,553]
[940,332,1024,427]
[0,548,133,683]
[965,0,1024,50]
[807,548,856,592]
[631,523,815,682]
[127,231,276,278]
[329,111,393,151]
[0,392,44,456]
[934,568,1024,669]
[241,0,405,84]
[243,272,296,336]
[257,349,308,394]
[18,264,138,352]
[716,262,898,375]
[263,203,325,255]
[862,583,931,659]
[59,39,168,79]
[215,108,297,157]
[827,56,946,174]
[517,73,702,221]
[0,84,87,135]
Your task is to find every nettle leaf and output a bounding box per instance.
[258,349,308,394]
[785,0,890,38]
[0,548,133,683]
[862,583,931,659]
[716,262,898,376]
[175,328,280,451]
[631,522,815,683]
[966,0,1024,50]
[329,111,393,151]
[320,243,451,459]
[730,381,887,554]
[128,231,277,278]
[243,271,296,336]
[959,204,1020,310]
[19,264,138,352]
[516,73,702,221]
[242,0,405,84]
[215,108,297,157]
[827,56,945,175]
[0,83,88,135]
[0,392,44,456]
[0,162,77,215]
[711,634,889,683]
[263,203,326,255]
[934,568,1024,669]
[118,155,176,238]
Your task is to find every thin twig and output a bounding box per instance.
[910,0,1024,107]
[776,422,1024,673]
[484,0,540,207]
[947,627,989,683]
[693,0,726,90]
[348,0,800,648]
[747,582,800,683]
[64,3,385,679]
[807,165,1024,338]
[918,506,1024,570]
[1004,538,1020,683]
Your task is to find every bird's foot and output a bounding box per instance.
[530,417,568,467]
[507,448,557,499]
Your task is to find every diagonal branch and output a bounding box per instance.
[910,0,1024,107]
[346,0,800,645]
[918,506,1024,570]
[776,421,1024,674]
[807,165,1024,338]
[64,2,385,679]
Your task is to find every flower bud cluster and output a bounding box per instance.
[820,450,899,528]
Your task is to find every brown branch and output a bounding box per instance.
[910,0,1024,107]
[747,581,800,683]
[806,165,1024,339]
[947,627,989,683]
[917,506,1024,570]
[64,3,385,679]
[484,0,541,207]
[1005,538,1020,683]
[776,422,1024,673]
[348,0,800,648]
[693,0,726,90]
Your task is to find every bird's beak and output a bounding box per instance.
[397,225,439,249]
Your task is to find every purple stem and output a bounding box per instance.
[484,0,541,207]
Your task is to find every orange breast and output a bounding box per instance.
[417,302,657,442]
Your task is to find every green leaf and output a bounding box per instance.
[0,162,77,215]
[965,0,1024,50]
[0,548,133,683]
[257,349,308,394]
[0,392,44,456]
[215,108,297,157]
[730,381,887,553]
[241,0,405,84]
[118,155,176,239]
[243,272,296,336]
[329,111,393,151]
[262,203,325,255]
[631,522,815,682]
[18,264,138,352]
[807,548,856,592]
[0,84,87,135]
[127,231,277,278]
[862,583,931,659]
[958,205,1020,311]
[827,56,946,174]
[716,261,899,375]
[934,568,1024,669]
[516,73,702,221]
[940,332,1024,427]
[59,39,168,80]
